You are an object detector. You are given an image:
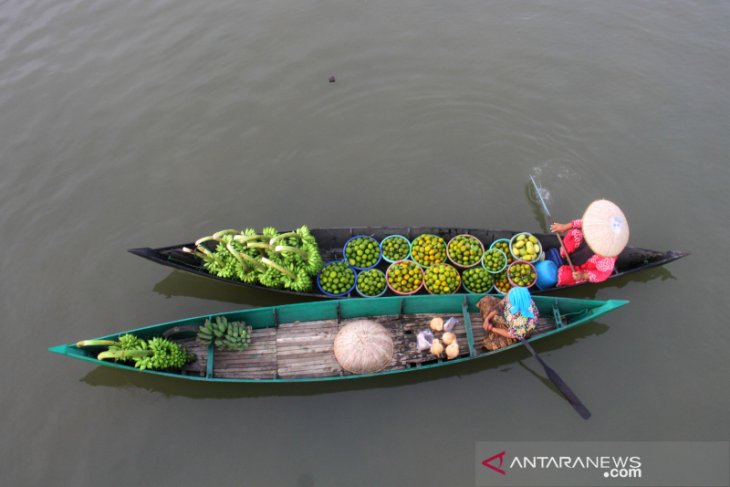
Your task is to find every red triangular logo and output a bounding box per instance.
[482,451,507,475]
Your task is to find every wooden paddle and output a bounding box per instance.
[526,176,590,418]
[520,337,591,419]
[529,175,576,273]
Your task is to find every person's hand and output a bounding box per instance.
[482,311,497,331]
[550,222,571,233]
[572,271,588,282]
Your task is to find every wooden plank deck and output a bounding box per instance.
[276,320,341,379]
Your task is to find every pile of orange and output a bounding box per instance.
[411,234,447,267]
[386,260,424,294]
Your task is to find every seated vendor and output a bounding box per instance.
[481,287,538,343]
[549,199,629,287]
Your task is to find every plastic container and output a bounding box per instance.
[489,238,515,265]
[446,234,485,268]
[461,267,495,294]
[534,260,558,290]
[423,263,462,295]
[410,234,447,268]
[508,233,543,263]
[481,247,508,274]
[380,234,412,263]
[506,260,538,288]
[343,235,382,270]
[355,268,388,297]
[316,261,358,297]
[385,260,425,295]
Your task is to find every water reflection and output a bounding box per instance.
[547,266,677,300]
[80,322,609,399]
[152,270,312,307]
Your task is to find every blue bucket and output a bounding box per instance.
[316,261,358,297]
[535,260,558,290]
[343,235,382,271]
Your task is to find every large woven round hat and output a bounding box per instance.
[581,199,630,257]
[333,320,394,374]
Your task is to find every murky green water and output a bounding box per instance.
[1,0,728,485]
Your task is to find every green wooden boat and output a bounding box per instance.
[49,294,628,383]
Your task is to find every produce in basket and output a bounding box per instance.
[491,239,515,265]
[494,270,512,293]
[447,235,483,267]
[424,263,461,294]
[345,236,380,268]
[411,234,447,267]
[357,269,387,297]
[462,267,495,293]
[318,262,356,295]
[482,248,507,273]
[381,235,410,262]
[510,233,542,262]
[387,260,424,294]
[508,262,537,287]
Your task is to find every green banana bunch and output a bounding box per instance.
[197,316,252,352]
[96,334,194,371]
[192,225,324,292]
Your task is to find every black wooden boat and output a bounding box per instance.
[129,226,688,298]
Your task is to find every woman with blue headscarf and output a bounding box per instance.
[478,287,539,350]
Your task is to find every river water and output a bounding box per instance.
[1,1,728,485]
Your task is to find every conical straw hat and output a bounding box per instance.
[581,199,630,257]
[334,320,394,374]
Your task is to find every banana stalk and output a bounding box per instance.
[76,340,117,348]
[269,232,301,245]
[273,245,308,257]
[247,242,271,250]
[233,234,264,245]
[226,242,263,270]
[212,229,240,240]
[98,349,152,361]
[261,257,295,279]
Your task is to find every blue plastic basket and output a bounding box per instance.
[316,261,357,297]
[379,234,412,264]
[343,235,382,271]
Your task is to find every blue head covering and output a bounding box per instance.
[508,287,535,319]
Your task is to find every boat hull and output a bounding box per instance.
[128,226,687,298]
[50,294,628,383]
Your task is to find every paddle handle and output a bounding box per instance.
[528,176,576,273]
[553,231,576,274]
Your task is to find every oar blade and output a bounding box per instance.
[522,338,591,419]
[543,364,592,420]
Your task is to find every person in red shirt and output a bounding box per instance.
[549,219,617,286]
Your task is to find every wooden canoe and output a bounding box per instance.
[49,293,628,383]
[128,226,688,298]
